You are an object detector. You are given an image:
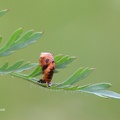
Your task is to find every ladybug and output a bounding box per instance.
[38,52,55,87]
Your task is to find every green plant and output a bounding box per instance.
[0,9,120,99]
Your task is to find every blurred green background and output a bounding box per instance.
[0,0,120,120]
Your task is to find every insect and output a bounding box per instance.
[38,52,55,87]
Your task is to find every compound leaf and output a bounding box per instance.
[0,28,42,57]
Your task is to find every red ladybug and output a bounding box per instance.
[38,52,55,86]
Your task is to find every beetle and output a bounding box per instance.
[38,52,55,87]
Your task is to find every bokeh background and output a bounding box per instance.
[0,0,120,120]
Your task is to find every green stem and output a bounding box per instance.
[11,72,48,87]
[11,73,38,84]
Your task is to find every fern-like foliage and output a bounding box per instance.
[0,28,42,57]
[1,9,120,99]
[11,54,120,99]
[0,60,38,75]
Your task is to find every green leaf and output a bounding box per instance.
[0,62,9,71]
[6,60,24,71]
[0,28,23,52]
[0,51,14,56]
[78,83,112,91]
[0,28,43,57]
[1,52,118,99]
[11,71,120,99]
[77,83,120,99]
[15,30,33,43]
[27,66,41,77]
[54,54,63,62]
[60,67,95,86]
[8,30,34,50]
[14,62,38,73]
[0,60,38,75]
[93,90,120,99]
[0,9,8,17]
[56,55,76,69]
